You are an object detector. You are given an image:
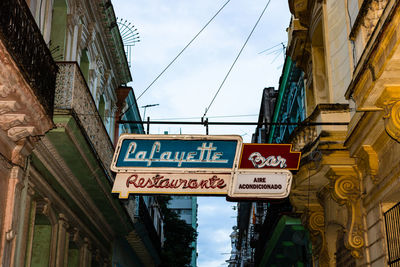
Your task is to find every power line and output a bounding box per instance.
[202,0,272,119]
[136,0,232,100]
[118,119,349,126]
[66,113,258,120]
[153,114,258,121]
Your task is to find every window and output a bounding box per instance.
[384,202,400,266]
[29,214,52,267]
[49,0,67,60]
[98,95,105,121]
[80,49,90,83]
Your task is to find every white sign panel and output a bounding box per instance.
[229,169,292,199]
[112,172,232,198]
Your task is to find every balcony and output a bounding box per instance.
[0,0,57,117]
[54,62,114,174]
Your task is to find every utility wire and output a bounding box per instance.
[118,119,349,126]
[68,113,258,120]
[202,0,272,119]
[154,114,258,121]
[136,0,232,100]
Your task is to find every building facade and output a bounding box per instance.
[280,0,400,266]
[0,0,163,266]
[233,84,311,267]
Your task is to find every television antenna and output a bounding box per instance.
[117,18,140,68]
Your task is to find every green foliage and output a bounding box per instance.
[158,196,197,267]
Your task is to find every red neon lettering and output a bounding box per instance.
[125,175,227,190]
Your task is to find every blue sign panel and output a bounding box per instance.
[113,135,242,170]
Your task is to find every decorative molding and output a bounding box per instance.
[8,126,35,142]
[363,0,389,40]
[376,86,400,142]
[59,213,69,229]
[0,41,54,143]
[69,227,83,247]
[33,138,114,239]
[361,145,379,183]
[350,0,389,40]
[28,167,111,255]
[302,207,330,266]
[326,166,365,258]
[0,114,26,131]
[291,125,317,151]
[0,101,19,114]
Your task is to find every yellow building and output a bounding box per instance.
[286,0,400,266]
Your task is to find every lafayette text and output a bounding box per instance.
[123,141,229,167]
[126,174,227,189]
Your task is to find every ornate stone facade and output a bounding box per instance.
[286,0,400,266]
[0,0,162,266]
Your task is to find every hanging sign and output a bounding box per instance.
[112,173,232,198]
[228,169,292,199]
[239,144,301,170]
[111,134,242,198]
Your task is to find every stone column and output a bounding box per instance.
[56,214,70,267]
[80,237,91,267]
[0,166,26,267]
[14,184,36,267]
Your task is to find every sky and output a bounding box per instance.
[113,0,290,265]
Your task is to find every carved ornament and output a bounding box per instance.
[360,145,379,183]
[0,41,54,142]
[376,86,400,143]
[59,213,69,229]
[327,166,364,258]
[302,207,330,266]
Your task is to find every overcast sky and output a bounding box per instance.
[113,0,290,265]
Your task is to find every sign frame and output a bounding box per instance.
[111,134,243,174]
[228,169,293,199]
[239,143,301,170]
[112,172,233,198]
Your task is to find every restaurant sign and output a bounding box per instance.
[111,134,243,198]
[111,135,301,200]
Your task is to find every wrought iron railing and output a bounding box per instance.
[0,0,57,117]
[384,202,400,267]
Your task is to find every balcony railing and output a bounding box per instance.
[384,202,400,266]
[54,62,114,174]
[0,0,57,117]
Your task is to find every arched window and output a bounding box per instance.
[30,214,52,267]
[98,95,105,121]
[67,241,80,267]
[80,49,90,84]
[49,0,68,60]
